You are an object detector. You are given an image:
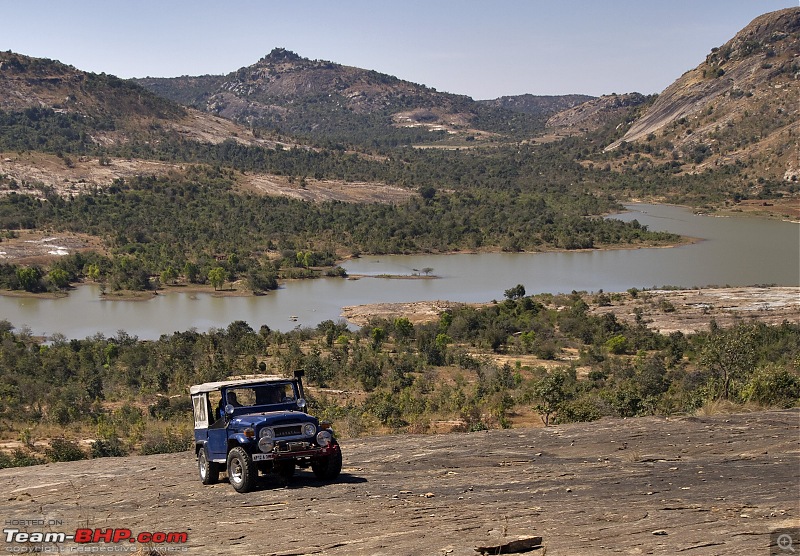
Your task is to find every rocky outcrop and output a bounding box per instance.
[1,410,796,555]
[606,8,800,151]
[547,92,648,132]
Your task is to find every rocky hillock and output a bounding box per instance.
[546,92,649,134]
[134,48,565,145]
[605,8,800,182]
[0,51,273,149]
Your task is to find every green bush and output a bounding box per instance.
[0,448,45,468]
[556,396,605,424]
[91,437,128,458]
[741,365,800,408]
[140,430,191,455]
[45,438,87,462]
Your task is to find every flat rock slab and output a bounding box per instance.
[1,410,798,555]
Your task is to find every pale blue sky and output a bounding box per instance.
[1,1,796,99]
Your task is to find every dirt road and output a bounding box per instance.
[1,409,797,555]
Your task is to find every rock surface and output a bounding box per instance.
[1,410,798,555]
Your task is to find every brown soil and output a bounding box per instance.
[342,300,465,326]
[0,152,178,197]
[0,230,104,264]
[239,174,413,204]
[719,198,800,221]
[1,409,796,555]
[0,152,413,205]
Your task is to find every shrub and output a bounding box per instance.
[0,448,45,468]
[741,365,800,408]
[148,396,192,420]
[140,430,191,455]
[606,335,629,355]
[45,438,87,462]
[556,396,605,424]
[91,437,128,458]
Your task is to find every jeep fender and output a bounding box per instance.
[229,433,256,448]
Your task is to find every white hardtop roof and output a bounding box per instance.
[189,375,291,395]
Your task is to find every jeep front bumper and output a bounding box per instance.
[251,442,339,462]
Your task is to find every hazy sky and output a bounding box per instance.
[2,1,796,99]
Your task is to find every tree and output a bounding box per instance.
[421,267,434,276]
[183,262,199,284]
[86,264,101,282]
[504,284,526,301]
[606,335,629,355]
[16,266,42,293]
[370,327,386,349]
[393,317,414,342]
[419,186,436,200]
[699,323,758,400]
[208,267,227,291]
[47,268,70,290]
[532,369,571,426]
[160,266,178,286]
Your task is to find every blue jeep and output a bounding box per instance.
[189,371,342,493]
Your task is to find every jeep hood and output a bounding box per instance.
[231,411,317,428]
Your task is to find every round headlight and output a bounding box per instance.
[316,430,332,447]
[258,437,275,453]
[303,423,316,437]
[259,427,274,439]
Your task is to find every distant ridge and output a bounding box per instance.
[134,48,592,147]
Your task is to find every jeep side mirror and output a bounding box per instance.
[225,404,235,416]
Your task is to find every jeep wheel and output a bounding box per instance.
[311,443,342,481]
[227,447,256,493]
[198,448,220,485]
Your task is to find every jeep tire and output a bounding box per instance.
[227,447,256,493]
[198,447,220,485]
[311,442,342,481]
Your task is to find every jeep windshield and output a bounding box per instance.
[222,382,298,414]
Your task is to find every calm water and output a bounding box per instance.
[0,204,797,339]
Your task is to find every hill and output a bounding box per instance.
[603,8,800,183]
[0,51,412,204]
[0,51,275,149]
[1,409,796,555]
[134,48,575,147]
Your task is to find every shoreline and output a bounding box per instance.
[342,286,800,332]
[0,238,696,301]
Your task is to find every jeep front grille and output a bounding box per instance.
[274,425,302,437]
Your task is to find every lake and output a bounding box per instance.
[0,204,797,339]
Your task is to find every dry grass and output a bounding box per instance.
[694,399,765,416]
